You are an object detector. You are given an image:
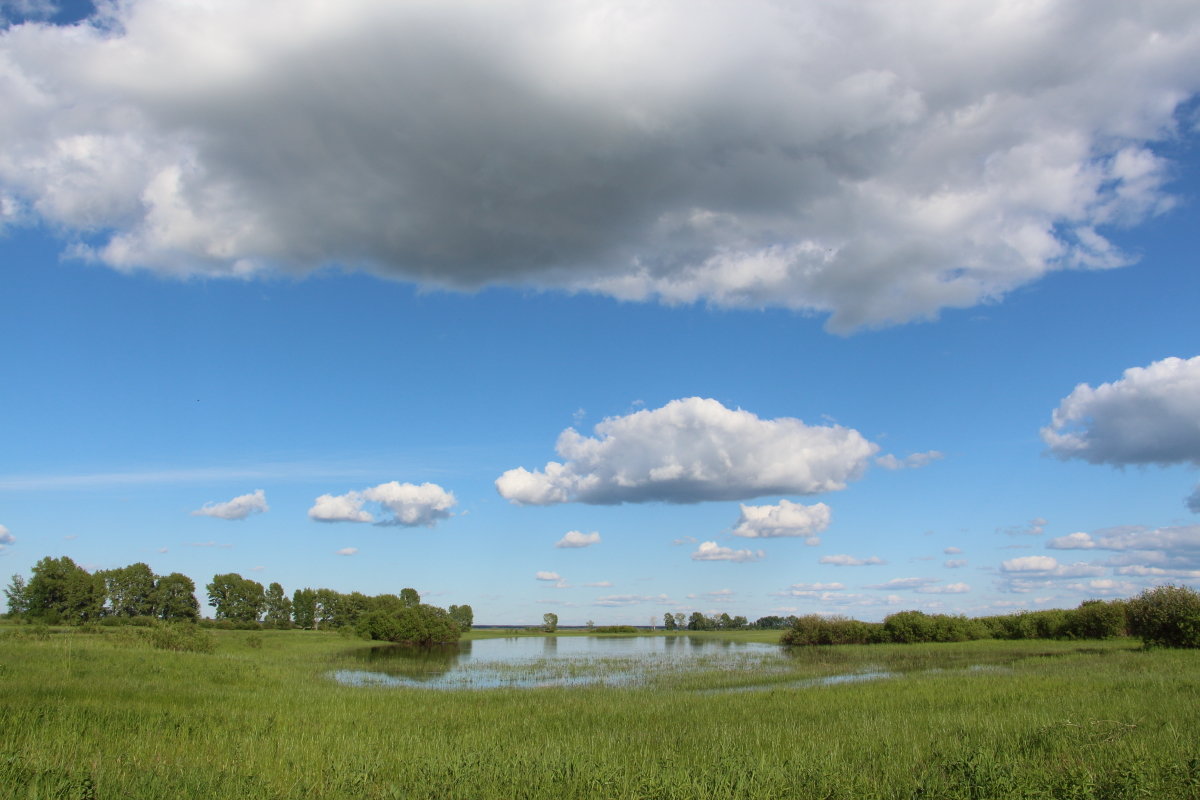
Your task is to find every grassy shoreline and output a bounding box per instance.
[2,625,1197,798]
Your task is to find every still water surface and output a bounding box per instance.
[331,635,798,690]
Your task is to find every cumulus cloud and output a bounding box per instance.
[875,451,944,470]
[191,489,268,521]
[916,582,971,595]
[335,547,358,556]
[0,524,13,549]
[819,554,885,566]
[555,530,601,548]
[308,481,456,527]
[535,571,562,582]
[1046,532,1096,550]
[1000,555,1107,577]
[691,541,764,563]
[5,3,1193,330]
[1042,356,1200,466]
[731,500,830,543]
[496,398,877,505]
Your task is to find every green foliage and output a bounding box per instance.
[292,588,317,629]
[144,622,216,653]
[542,612,558,633]
[206,573,266,622]
[592,625,639,634]
[4,573,29,616]
[154,572,200,622]
[25,556,104,623]
[1066,599,1128,640]
[1127,584,1200,648]
[264,582,293,628]
[356,604,461,645]
[97,562,157,617]
[448,604,473,632]
[662,612,677,630]
[399,587,421,608]
[781,615,882,645]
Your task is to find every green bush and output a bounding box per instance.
[145,623,216,653]
[592,625,639,634]
[356,604,460,646]
[1127,585,1200,648]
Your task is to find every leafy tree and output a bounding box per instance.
[399,587,421,608]
[663,612,677,630]
[99,562,157,617]
[4,573,29,617]
[1066,599,1127,639]
[686,611,710,631]
[883,610,936,643]
[314,588,340,628]
[543,612,559,633]
[448,603,473,632]
[154,573,199,621]
[25,556,104,623]
[292,588,317,629]
[673,612,686,629]
[206,573,265,622]
[264,582,293,628]
[357,604,461,645]
[1127,584,1200,648]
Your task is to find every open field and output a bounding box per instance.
[2,625,1198,799]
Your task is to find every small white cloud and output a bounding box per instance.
[1001,555,1060,573]
[691,541,764,563]
[671,536,698,546]
[731,500,830,543]
[865,577,940,590]
[336,547,358,556]
[875,451,944,470]
[191,489,268,520]
[535,571,562,582]
[0,524,14,547]
[819,554,885,566]
[915,582,971,594]
[308,481,456,527]
[555,530,601,549]
[943,546,963,555]
[496,398,877,506]
[787,582,845,592]
[583,580,613,588]
[944,559,968,569]
[1046,532,1096,550]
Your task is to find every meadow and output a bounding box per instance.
[1,624,1198,799]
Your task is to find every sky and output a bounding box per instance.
[1,0,1199,625]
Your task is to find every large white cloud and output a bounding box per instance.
[191,489,268,521]
[1042,356,1200,466]
[731,500,830,543]
[308,481,456,527]
[496,398,877,505]
[2,2,1196,331]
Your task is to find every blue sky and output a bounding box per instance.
[2,1,1199,624]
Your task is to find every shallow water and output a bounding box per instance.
[330,635,787,690]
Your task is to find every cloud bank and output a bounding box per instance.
[191,489,268,520]
[2,2,1197,330]
[496,398,877,505]
[308,481,456,526]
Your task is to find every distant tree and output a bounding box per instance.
[4,573,29,617]
[716,612,733,630]
[663,612,677,630]
[25,556,104,623]
[448,604,473,632]
[153,573,199,621]
[292,588,317,629]
[673,612,686,629]
[687,611,709,631]
[357,604,461,646]
[264,582,293,628]
[543,612,559,633]
[314,588,340,628]
[399,587,421,608]
[730,615,748,630]
[586,619,595,631]
[206,573,265,622]
[1127,585,1200,648]
[99,562,157,617]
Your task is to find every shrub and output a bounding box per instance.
[1066,600,1127,640]
[356,604,460,646]
[593,625,639,634]
[1127,585,1200,648]
[145,623,216,653]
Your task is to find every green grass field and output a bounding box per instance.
[2,625,1198,799]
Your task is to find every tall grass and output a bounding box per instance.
[1,626,1197,798]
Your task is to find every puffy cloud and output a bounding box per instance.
[1066,578,1140,595]
[691,541,764,563]
[1113,565,1200,579]
[0,524,13,549]
[1042,356,1200,466]
[335,547,358,556]
[875,451,944,470]
[308,481,456,526]
[535,571,562,582]
[555,530,601,549]
[1046,532,1096,550]
[191,489,268,521]
[496,398,877,505]
[6,3,1193,330]
[943,559,968,569]
[1000,555,1061,573]
[819,554,885,566]
[730,500,830,543]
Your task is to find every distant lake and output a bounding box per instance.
[330,634,791,690]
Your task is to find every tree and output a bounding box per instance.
[673,612,686,629]
[663,612,677,630]
[99,562,157,617]
[264,582,293,628]
[399,587,421,608]
[1067,599,1127,640]
[687,611,709,631]
[4,574,29,617]
[357,604,461,645]
[292,588,317,629]
[1127,585,1200,648]
[25,556,104,623]
[448,604,473,632]
[543,612,559,633]
[206,573,265,622]
[154,573,199,621]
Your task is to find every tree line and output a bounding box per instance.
[4,556,473,645]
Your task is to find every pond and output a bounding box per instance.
[330,634,811,690]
